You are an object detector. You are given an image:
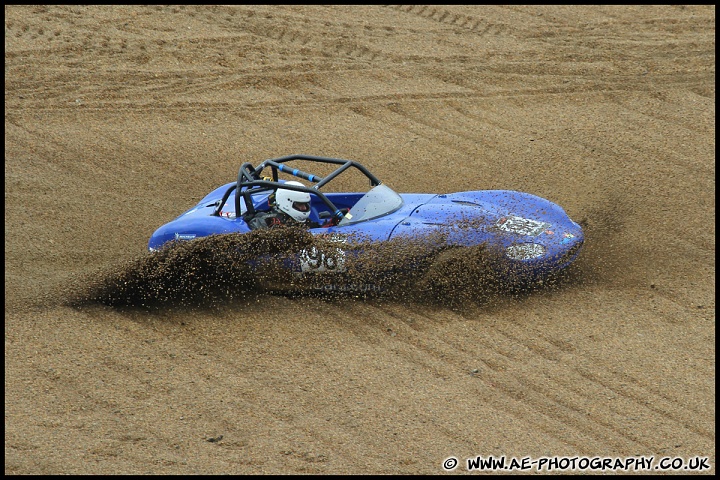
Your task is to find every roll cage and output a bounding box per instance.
[212,154,382,224]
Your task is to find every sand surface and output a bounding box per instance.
[5,5,715,474]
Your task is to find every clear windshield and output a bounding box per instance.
[337,184,403,226]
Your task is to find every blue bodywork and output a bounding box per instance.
[148,155,584,284]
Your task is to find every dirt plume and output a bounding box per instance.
[68,222,582,313]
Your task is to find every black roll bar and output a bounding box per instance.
[236,180,344,221]
[212,154,382,221]
[260,160,325,184]
[255,154,381,187]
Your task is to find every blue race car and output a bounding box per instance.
[148,154,583,285]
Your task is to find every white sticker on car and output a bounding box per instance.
[496,216,551,236]
[299,246,347,273]
[174,233,197,240]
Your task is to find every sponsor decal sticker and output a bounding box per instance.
[506,243,546,260]
[175,233,197,240]
[496,216,551,236]
[316,233,348,244]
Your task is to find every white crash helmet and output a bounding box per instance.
[275,181,312,222]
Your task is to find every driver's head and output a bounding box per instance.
[275,181,312,222]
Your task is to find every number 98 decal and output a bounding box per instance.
[299,246,347,273]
